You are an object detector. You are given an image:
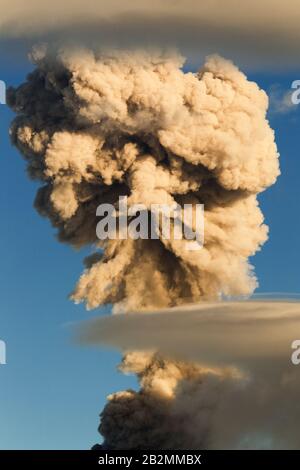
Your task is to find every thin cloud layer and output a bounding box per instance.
[1,1,300,67]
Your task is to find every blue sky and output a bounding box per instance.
[0,51,300,449]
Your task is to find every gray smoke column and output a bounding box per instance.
[8,46,279,312]
[99,351,245,450]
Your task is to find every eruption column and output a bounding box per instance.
[8,47,280,449]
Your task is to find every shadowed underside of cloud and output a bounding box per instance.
[8,48,279,312]
[1,0,300,68]
[269,84,297,115]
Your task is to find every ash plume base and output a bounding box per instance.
[78,298,300,450]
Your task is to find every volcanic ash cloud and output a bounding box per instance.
[9,47,282,450]
[8,47,279,312]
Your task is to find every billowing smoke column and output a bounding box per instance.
[99,351,245,450]
[9,47,280,449]
[8,46,279,312]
